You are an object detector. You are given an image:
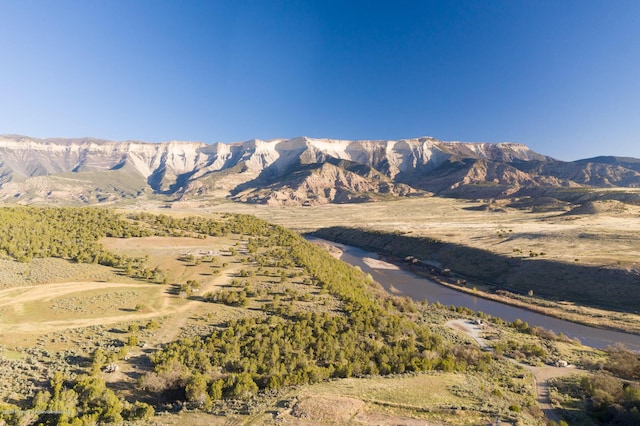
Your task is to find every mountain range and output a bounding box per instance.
[1,134,639,206]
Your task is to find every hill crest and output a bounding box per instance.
[1,134,639,205]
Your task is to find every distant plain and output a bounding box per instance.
[197,196,640,270]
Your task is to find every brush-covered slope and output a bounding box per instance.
[1,134,640,205]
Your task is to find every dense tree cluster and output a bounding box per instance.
[554,372,640,425]
[144,308,444,403]
[0,207,175,284]
[204,289,248,307]
[0,207,285,266]
[0,372,154,426]
[579,373,640,425]
[0,207,151,263]
[126,211,278,238]
[602,345,640,380]
[142,216,482,408]
[494,339,546,361]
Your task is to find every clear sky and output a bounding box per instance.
[1,0,638,161]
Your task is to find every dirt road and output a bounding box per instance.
[447,319,583,423]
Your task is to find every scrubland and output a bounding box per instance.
[0,200,639,425]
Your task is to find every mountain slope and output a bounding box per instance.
[1,134,639,205]
[230,158,421,205]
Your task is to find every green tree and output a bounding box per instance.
[228,372,258,399]
[209,379,224,400]
[186,373,211,409]
[128,334,139,347]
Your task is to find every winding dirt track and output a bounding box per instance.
[0,281,155,308]
[0,281,167,334]
[0,259,244,336]
[447,319,584,423]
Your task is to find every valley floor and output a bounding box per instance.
[175,197,640,335]
[194,197,640,269]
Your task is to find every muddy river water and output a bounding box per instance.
[309,238,640,351]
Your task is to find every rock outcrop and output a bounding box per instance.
[1,134,639,205]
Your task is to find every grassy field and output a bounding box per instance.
[290,373,492,424]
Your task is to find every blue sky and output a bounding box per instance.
[0,0,638,161]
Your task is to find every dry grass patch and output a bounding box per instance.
[288,373,516,425]
[291,395,365,423]
[103,235,240,284]
[0,282,164,326]
[149,412,231,425]
[298,373,471,409]
[0,257,119,288]
[0,349,25,361]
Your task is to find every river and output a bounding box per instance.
[309,238,640,351]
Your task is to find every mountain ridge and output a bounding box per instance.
[1,134,639,205]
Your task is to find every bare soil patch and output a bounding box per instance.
[446,319,490,349]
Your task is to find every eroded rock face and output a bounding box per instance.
[1,134,639,205]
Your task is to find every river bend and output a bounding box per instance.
[310,238,640,351]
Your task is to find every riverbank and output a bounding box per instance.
[309,229,640,338]
[412,261,640,337]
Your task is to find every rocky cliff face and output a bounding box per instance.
[1,134,639,205]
